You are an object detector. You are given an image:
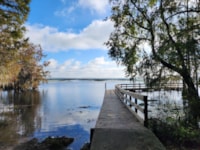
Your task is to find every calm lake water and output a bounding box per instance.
[1,79,193,149]
[0,79,131,150]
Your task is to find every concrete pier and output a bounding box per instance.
[90,90,165,150]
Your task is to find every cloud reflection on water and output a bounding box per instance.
[33,80,106,149]
[37,80,105,133]
[0,79,131,149]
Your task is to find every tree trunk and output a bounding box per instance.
[182,71,200,127]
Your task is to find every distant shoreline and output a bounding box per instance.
[47,78,130,81]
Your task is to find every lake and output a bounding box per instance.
[0,79,132,150]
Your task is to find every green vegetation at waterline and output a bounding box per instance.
[148,93,200,149]
[107,0,200,126]
[0,0,49,92]
[149,118,200,149]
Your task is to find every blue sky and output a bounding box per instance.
[25,0,126,78]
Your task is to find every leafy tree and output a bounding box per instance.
[106,0,200,125]
[0,0,49,91]
[0,0,31,86]
[15,43,49,91]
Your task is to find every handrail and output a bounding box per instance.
[118,83,183,91]
[115,83,183,127]
[115,84,148,127]
[118,83,146,89]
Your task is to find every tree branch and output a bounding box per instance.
[166,9,200,21]
[148,0,184,75]
[160,0,186,71]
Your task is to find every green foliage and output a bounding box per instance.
[148,0,157,7]
[0,0,49,91]
[175,125,198,142]
[107,0,200,123]
[107,0,200,80]
[149,118,200,148]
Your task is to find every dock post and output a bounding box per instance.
[144,96,148,127]
[135,98,137,113]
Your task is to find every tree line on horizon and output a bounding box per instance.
[0,0,49,91]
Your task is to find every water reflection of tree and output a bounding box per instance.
[0,90,41,147]
[147,90,185,120]
[14,91,42,136]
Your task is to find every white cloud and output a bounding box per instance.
[46,57,125,78]
[48,59,58,68]
[78,0,109,15]
[56,0,109,17]
[54,7,75,17]
[41,108,99,132]
[88,57,109,66]
[25,19,114,52]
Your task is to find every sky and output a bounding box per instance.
[25,0,126,78]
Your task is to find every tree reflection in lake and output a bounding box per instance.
[0,80,128,149]
[0,79,134,149]
[143,90,183,119]
[0,90,41,149]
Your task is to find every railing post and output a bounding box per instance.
[144,96,148,127]
[115,84,149,127]
[135,98,137,113]
[125,94,127,104]
[120,89,124,100]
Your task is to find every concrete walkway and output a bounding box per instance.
[90,90,165,150]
